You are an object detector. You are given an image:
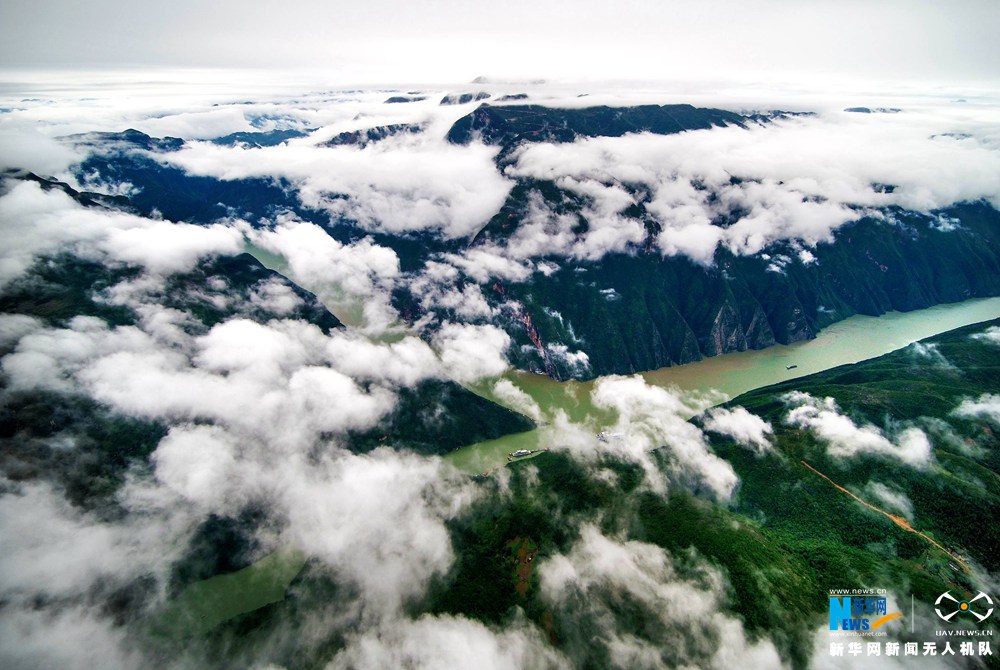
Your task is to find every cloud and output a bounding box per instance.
[433,322,511,384]
[0,605,141,670]
[167,131,513,239]
[491,378,543,422]
[249,278,305,315]
[782,391,932,466]
[481,185,647,263]
[0,480,183,601]
[439,248,534,284]
[237,215,400,331]
[588,376,738,498]
[282,448,474,617]
[506,109,1000,264]
[0,125,81,174]
[134,107,257,140]
[327,613,568,670]
[863,482,914,522]
[0,313,43,350]
[907,341,954,369]
[702,406,774,454]
[0,303,490,655]
[538,525,784,669]
[952,393,1000,426]
[971,325,1000,346]
[325,333,443,387]
[98,219,243,274]
[0,180,241,289]
[153,424,242,511]
[406,264,498,321]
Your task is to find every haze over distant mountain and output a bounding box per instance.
[1,2,999,663]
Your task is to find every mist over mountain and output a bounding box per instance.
[2,67,1000,670]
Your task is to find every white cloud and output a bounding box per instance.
[971,325,1000,346]
[702,406,774,454]
[433,322,511,384]
[325,333,442,387]
[0,304,489,641]
[167,131,513,239]
[783,392,932,466]
[491,378,543,422]
[538,525,784,670]
[0,605,141,670]
[0,481,179,600]
[0,313,43,350]
[506,109,1000,264]
[863,482,914,522]
[589,376,738,498]
[907,341,954,369]
[0,180,241,289]
[134,106,256,140]
[153,424,242,511]
[327,613,568,670]
[0,125,81,174]
[439,248,534,284]
[239,216,400,331]
[98,219,242,274]
[282,448,474,616]
[485,186,646,263]
[952,393,1000,426]
[249,278,305,315]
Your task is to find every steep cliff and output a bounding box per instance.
[478,202,1000,379]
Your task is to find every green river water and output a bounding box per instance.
[245,243,1000,473]
[445,297,1000,474]
[205,247,1000,632]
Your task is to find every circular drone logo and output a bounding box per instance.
[935,591,994,623]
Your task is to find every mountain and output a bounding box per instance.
[422,319,1000,670]
[324,123,423,148]
[389,105,1000,380]
[469,196,1000,379]
[439,92,491,106]
[0,174,533,513]
[447,103,746,160]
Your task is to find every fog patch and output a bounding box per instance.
[0,180,241,290]
[326,613,568,670]
[783,392,932,467]
[702,406,774,454]
[538,525,784,670]
[492,378,544,423]
[971,325,1000,346]
[952,393,1000,426]
[863,482,915,521]
[587,376,738,498]
[166,133,512,239]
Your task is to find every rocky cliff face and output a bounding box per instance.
[437,104,1000,380]
[477,202,1000,380]
[43,117,1000,385]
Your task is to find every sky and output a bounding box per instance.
[1,0,998,86]
[2,2,1000,668]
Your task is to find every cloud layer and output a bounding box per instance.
[783,392,932,466]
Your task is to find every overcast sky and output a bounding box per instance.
[1,0,998,85]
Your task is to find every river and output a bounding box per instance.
[445,297,1000,473]
[245,243,1000,475]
